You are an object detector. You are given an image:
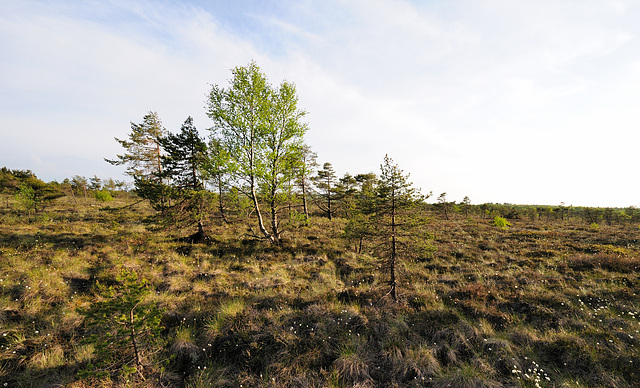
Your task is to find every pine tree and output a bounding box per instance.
[89,175,102,191]
[294,144,317,224]
[343,172,378,254]
[15,175,64,214]
[0,167,20,208]
[313,162,339,220]
[71,175,89,201]
[105,111,167,183]
[372,155,434,302]
[78,269,165,382]
[462,196,472,218]
[437,192,452,220]
[161,117,207,191]
[158,117,211,241]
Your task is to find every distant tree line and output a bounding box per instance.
[427,199,640,226]
[0,167,128,213]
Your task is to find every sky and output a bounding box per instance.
[1,0,640,207]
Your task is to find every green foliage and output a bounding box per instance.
[70,175,88,198]
[206,61,309,243]
[493,216,511,230]
[156,116,212,239]
[157,189,216,241]
[0,167,21,195]
[106,111,167,182]
[314,162,339,220]
[161,116,207,191]
[370,155,433,301]
[78,268,165,382]
[133,177,172,210]
[16,182,36,211]
[461,195,471,217]
[89,175,102,190]
[14,175,64,213]
[93,189,114,202]
[437,192,453,220]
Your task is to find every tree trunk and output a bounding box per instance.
[327,175,333,220]
[218,180,230,224]
[270,195,280,243]
[301,177,309,224]
[129,308,145,380]
[250,176,273,243]
[269,173,282,243]
[389,191,397,302]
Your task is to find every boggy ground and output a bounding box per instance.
[1,198,639,387]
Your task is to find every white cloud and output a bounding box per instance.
[1,0,640,206]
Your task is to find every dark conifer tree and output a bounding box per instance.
[372,155,433,301]
[161,117,207,191]
[314,162,339,220]
[15,174,64,214]
[343,172,377,254]
[0,167,19,208]
[158,117,211,241]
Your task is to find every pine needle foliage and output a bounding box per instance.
[371,155,434,301]
[161,116,207,192]
[105,111,167,182]
[78,268,165,382]
[159,117,212,240]
[15,176,64,214]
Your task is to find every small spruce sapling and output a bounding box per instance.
[78,269,165,382]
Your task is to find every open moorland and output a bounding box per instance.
[1,193,640,387]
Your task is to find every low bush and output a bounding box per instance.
[94,190,114,202]
[493,216,511,230]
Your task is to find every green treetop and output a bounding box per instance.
[105,111,167,183]
[206,61,309,244]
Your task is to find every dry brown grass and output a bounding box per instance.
[2,195,640,386]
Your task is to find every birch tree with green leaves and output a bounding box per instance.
[205,61,308,244]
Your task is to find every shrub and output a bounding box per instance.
[93,190,114,202]
[493,216,511,230]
